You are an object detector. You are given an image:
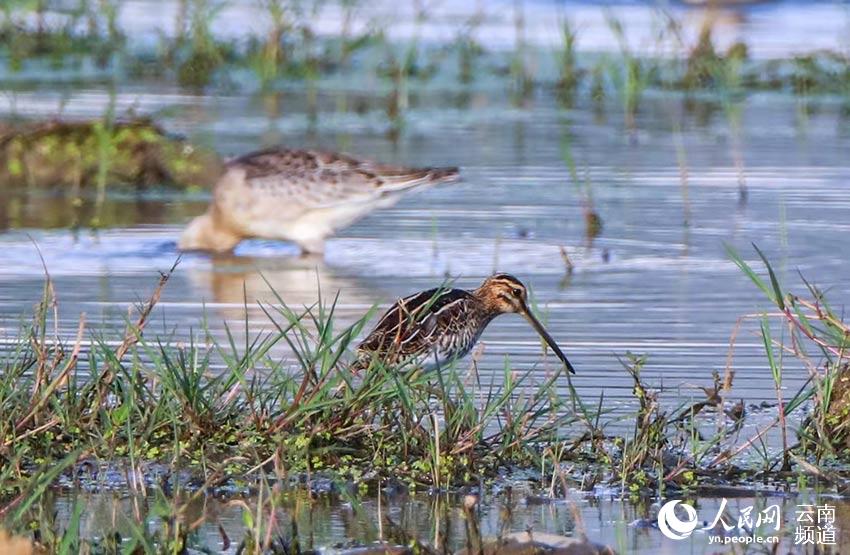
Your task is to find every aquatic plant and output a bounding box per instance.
[247,0,290,89]
[555,19,579,107]
[603,12,648,131]
[377,0,442,137]
[559,128,602,246]
[679,18,748,92]
[171,0,234,89]
[727,244,850,464]
[509,0,533,106]
[0,0,125,72]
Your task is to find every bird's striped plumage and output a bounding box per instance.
[353,274,576,374]
[355,287,493,371]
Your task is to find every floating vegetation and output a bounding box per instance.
[0,118,222,190]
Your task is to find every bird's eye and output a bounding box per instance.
[512,288,522,296]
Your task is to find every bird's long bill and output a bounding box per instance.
[521,310,576,374]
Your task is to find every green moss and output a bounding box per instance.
[0,118,223,190]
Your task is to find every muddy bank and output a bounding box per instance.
[0,118,222,190]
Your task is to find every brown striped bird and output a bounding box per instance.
[179,147,459,254]
[354,273,575,374]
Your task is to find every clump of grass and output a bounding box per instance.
[454,10,485,86]
[509,0,534,106]
[376,2,441,138]
[616,354,673,494]
[555,19,579,107]
[248,0,291,89]
[5,247,850,544]
[604,13,649,131]
[335,0,378,70]
[6,0,850,142]
[0,257,604,547]
[556,285,845,499]
[676,18,752,204]
[168,0,235,89]
[726,244,850,468]
[680,18,748,92]
[787,51,850,96]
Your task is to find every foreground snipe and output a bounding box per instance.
[178,147,459,254]
[354,274,576,374]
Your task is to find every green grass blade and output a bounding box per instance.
[752,242,786,310]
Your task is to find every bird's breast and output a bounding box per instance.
[420,313,492,369]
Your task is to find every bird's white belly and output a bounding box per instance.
[282,201,393,242]
[414,329,483,372]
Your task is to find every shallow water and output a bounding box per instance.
[3,0,850,551]
[39,483,850,553]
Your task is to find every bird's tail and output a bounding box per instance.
[425,166,460,183]
[372,164,461,193]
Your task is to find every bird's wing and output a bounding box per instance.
[230,147,459,209]
[357,288,474,365]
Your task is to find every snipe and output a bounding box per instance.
[179,147,459,254]
[354,273,575,374]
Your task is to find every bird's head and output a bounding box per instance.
[178,211,241,253]
[478,273,530,314]
[476,273,576,374]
